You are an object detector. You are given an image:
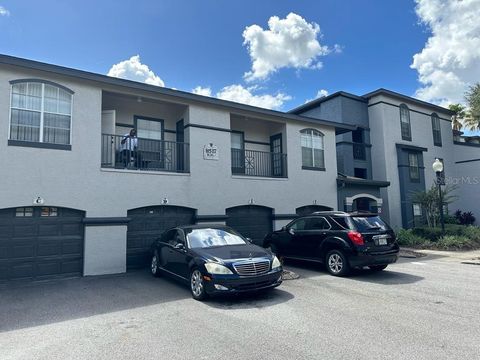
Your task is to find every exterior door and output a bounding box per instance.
[296,217,331,259]
[226,205,273,245]
[0,206,84,283]
[176,119,185,172]
[127,206,196,269]
[231,132,245,174]
[270,133,283,177]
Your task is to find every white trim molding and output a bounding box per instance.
[345,193,383,206]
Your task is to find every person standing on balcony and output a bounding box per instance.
[120,129,138,168]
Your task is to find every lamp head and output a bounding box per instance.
[432,158,443,173]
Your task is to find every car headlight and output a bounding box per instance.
[204,262,233,275]
[272,256,282,270]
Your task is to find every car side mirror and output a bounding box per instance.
[281,226,286,231]
[174,243,186,251]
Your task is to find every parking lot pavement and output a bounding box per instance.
[1,256,479,360]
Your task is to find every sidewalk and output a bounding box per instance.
[401,247,480,264]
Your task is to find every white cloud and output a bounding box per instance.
[107,55,164,87]
[0,6,10,16]
[192,84,291,109]
[305,89,329,103]
[217,84,291,109]
[192,86,212,97]
[243,12,335,81]
[411,0,480,106]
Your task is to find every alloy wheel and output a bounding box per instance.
[191,270,204,297]
[151,255,158,275]
[328,253,343,274]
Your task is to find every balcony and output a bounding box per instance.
[353,143,366,160]
[231,148,287,178]
[101,134,189,173]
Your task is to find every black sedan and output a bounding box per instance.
[150,225,283,300]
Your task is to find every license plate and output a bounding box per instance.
[377,238,388,245]
[373,234,389,246]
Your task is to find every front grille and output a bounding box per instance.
[233,259,270,276]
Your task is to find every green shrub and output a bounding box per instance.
[411,224,479,242]
[461,226,480,243]
[436,236,476,250]
[396,229,430,247]
[411,227,443,242]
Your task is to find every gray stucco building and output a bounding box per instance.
[0,54,353,282]
[1,54,478,283]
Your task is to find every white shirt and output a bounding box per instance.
[120,133,138,151]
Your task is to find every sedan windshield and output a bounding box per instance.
[187,228,247,249]
[351,216,390,232]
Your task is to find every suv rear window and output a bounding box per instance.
[351,216,390,232]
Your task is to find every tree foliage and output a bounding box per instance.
[410,185,458,228]
[464,83,480,130]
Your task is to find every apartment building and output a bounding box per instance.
[0,55,353,282]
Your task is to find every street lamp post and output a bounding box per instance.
[432,158,445,234]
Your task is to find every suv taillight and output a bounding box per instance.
[348,231,364,245]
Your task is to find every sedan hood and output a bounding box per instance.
[193,244,272,263]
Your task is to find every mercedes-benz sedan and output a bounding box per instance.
[150,225,283,300]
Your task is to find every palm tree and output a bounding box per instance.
[465,83,480,131]
[449,103,466,131]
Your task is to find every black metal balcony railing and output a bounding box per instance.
[231,148,287,178]
[101,134,189,173]
[353,143,366,160]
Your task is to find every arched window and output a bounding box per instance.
[431,112,442,146]
[9,80,73,147]
[399,104,411,141]
[300,129,325,170]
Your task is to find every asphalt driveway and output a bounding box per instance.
[1,255,479,360]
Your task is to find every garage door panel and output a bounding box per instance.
[10,261,35,279]
[11,241,36,259]
[38,240,61,256]
[62,223,83,236]
[62,258,82,274]
[38,224,59,236]
[127,206,196,270]
[62,239,83,255]
[14,224,37,237]
[37,260,62,276]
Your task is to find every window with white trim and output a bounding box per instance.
[399,104,411,141]
[301,129,325,169]
[9,81,72,145]
[431,113,442,146]
[408,152,420,181]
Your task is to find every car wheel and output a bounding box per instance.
[326,250,350,276]
[151,253,161,277]
[190,269,208,301]
[369,264,388,272]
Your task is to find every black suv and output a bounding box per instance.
[263,211,399,276]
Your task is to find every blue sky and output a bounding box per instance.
[1,0,479,121]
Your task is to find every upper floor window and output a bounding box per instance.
[301,129,325,170]
[431,113,442,146]
[408,152,420,181]
[9,80,73,147]
[399,104,411,141]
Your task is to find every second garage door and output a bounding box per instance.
[127,205,196,269]
[226,205,273,246]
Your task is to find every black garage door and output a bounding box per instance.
[0,206,85,283]
[127,205,196,269]
[226,205,273,246]
[296,205,333,216]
